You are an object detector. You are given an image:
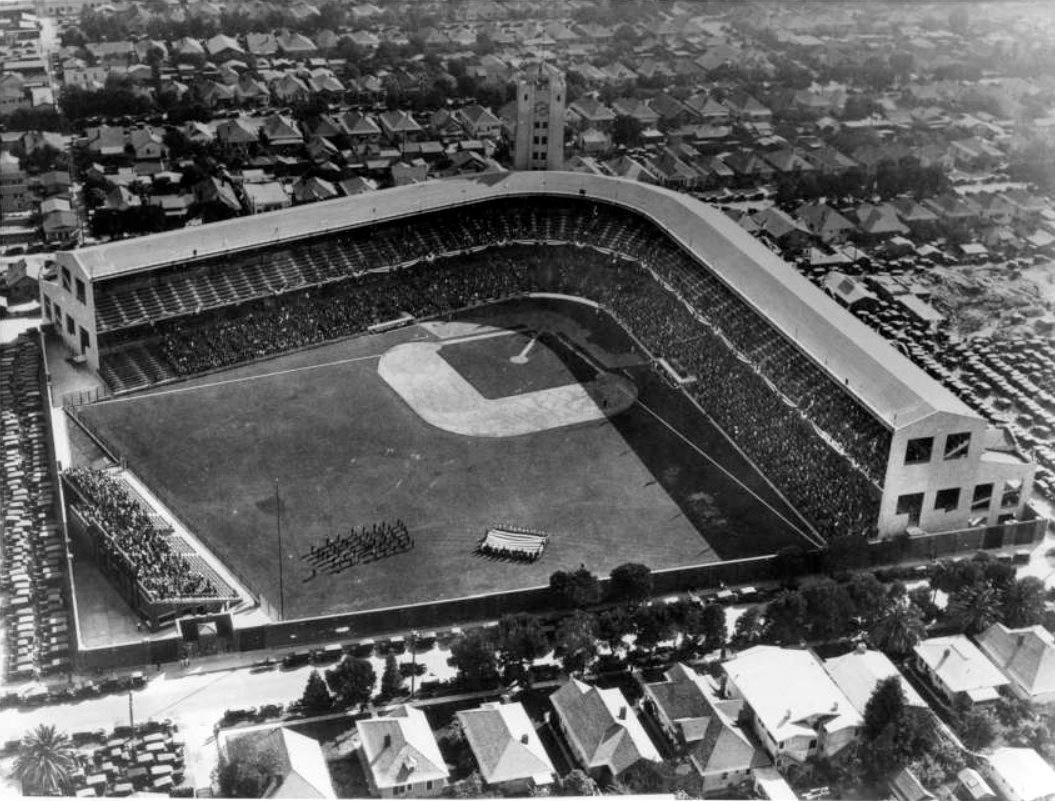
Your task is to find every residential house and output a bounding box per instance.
[923,194,980,226]
[37,170,71,197]
[235,74,271,106]
[356,705,448,798]
[890,767,936,801]
[455,104,503,139]
[549,678,661,784]
[721,645,861,766]
[261,114,303,151]
[205,33,245,63]
[723,92,771,122]
[720,150,775,183]
[215,118,260,156]
[568,97,616,131]
[981,748,1055,801]
[147,193,194,223]
[292,175,337,204]
[957,768,996,801]
[750,207,812,252]
[802,147,858,175]
[342,112,382,146]
[762,149,815,175]
[271,74,311,105]
[648,150,700,189]
[243,181,290,214]
[0,73,29,115]
[604,154,658,184]
[913,635,1010,706]
[221,726,336,798]
[390,160,427,186]
[1003,189,1046,222]
[339,176,378,195]
[3,258,40,305]
[972,192,1015,226]
[277,30,318,58]
[650,92,697,128]
[193,176,242,214]
[456,701,555,794]
[611,98,660,128]
[247,32,279,57]
[41,209,79,244]
[685,94,731,126]
[975,624,1055,706]
[85,125,128,159]
[823,645,927,716]
[854,203,910,240]
[0,150,30,214]
[578,128,611,154]
[129,128,166,163]
[948,137,1003,171]
[378,111,423,145]
[641,663,769,794]
[892,198,940,235]
[795,202,857,243]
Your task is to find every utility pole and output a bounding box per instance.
[275,478,284,622]
[128,688,135,744]
[409,631,418,697]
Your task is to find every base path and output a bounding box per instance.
[378,330,638,438]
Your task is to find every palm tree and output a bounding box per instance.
[948,581,1003,635]
[868,598,926,657]
[13,724,76,796]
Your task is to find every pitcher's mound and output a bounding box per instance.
[378,328,637,437]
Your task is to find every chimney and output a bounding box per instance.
[831,702,839,712]
[618,706,627,721]
[383,734,391,749]
[521,733,530,745]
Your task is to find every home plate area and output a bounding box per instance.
[377,322,638,437]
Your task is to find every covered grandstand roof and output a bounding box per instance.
[64,171,979,431]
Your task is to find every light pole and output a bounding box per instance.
[275,478,285,621]
[409,631,419,697]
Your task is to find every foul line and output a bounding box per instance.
[89,351,397,406]
[620,385,826,549]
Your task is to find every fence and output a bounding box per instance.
[61,385,111,408]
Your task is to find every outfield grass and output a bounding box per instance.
[77,298,807,619]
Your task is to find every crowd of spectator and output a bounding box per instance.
[110,199,888,540]
[64,466,220,600]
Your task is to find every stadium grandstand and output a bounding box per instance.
[40,171,1035,541]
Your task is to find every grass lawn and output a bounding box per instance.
[77,298,807,620]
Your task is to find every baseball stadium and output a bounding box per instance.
[36,171,1043,663]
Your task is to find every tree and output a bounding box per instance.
[14,725,76,796]
[697,603,727,654]
[869,598,926,657]
[549,566,601,609]
[380,652,403,699]
[450,628,499,690]
[1001,576,1046,628]
[633,604,674,663]
[803,581,854,641]
[560,769,599,796]
[864,676,906,742]
[773,545,809,583]
[300,669,334,714]
[496,614,549,684]
[611,115,643,148]
[217,735,283,798]
[948,581,1003,635]
[554,610,598,675]
[325,657,375,709]
[908,585,940,623]
[822,535,870,574]
[596,607,631,654]
[846,573,889,629]
[763,589,807,644]
[732,606,765,647]
[960,707,998,750]
[608,562,652,608]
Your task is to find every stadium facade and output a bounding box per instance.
[41,171,1035,540]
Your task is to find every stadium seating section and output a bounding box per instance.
[95,199,889,540]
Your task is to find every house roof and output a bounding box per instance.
[985,748,1055,801]
[62,171,982,430]
[457,702,554,786]
[890,767,935,801]
[914,636,1010,698]
[245,181,289,207]
[823,647,927,716]
[550,678,660,776]
[723,646,861,744]
[796,203,856,236]
[976,624,1055,700]
[224,727,336,799]
[356,705,448,791]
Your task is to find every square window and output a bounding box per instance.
[80,327,90,352]
[66,313,75,335]
[61,267,70,292]
[944,432,971,460]
[971,483,993,511]
[1001,480,1022,508]
[896,492,924,525]
[935,487,960,512]
[75,278,86,304]
[904,437,933,465]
